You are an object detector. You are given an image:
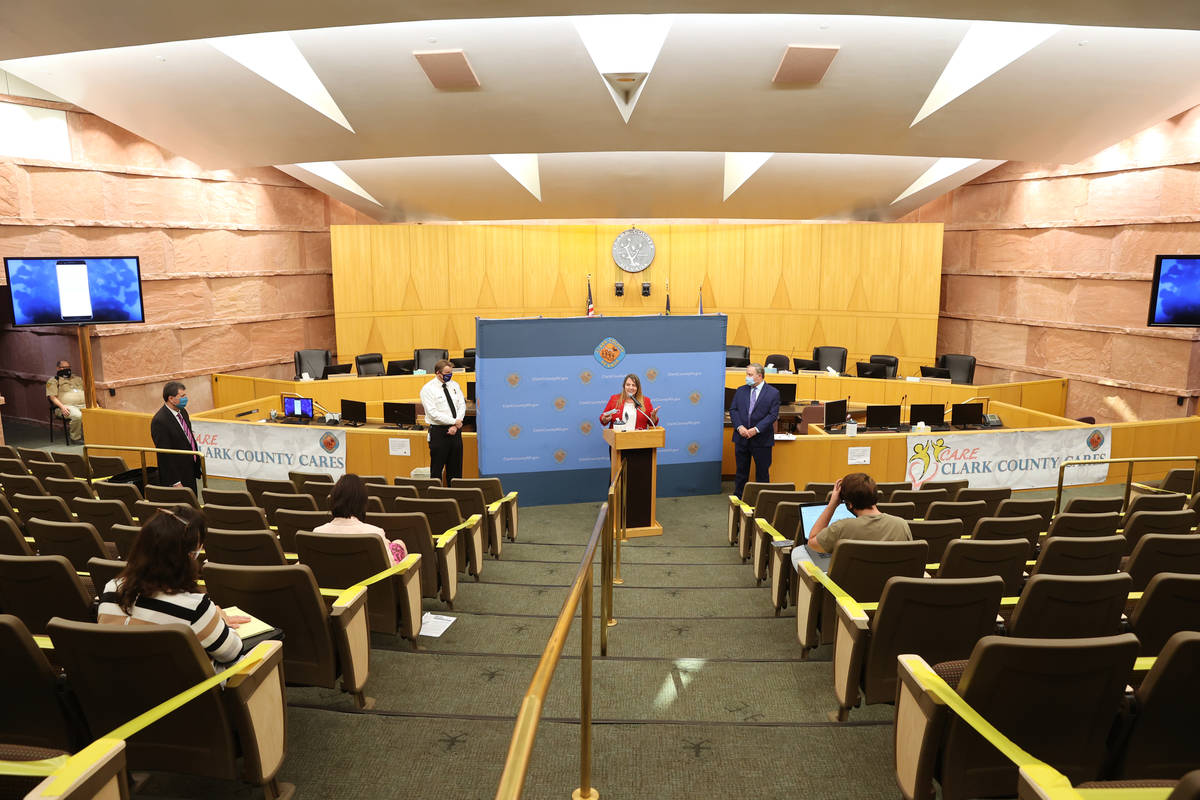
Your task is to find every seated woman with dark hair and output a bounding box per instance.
[314,474,409,564]
[98,505,247,666]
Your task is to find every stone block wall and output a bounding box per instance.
[902,105,1200,423]
[0,95,376,424]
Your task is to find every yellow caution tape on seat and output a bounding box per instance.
[503,491,517,502]
[487,499,503,513]
[801,561,867,621]
[0,753,68,778]
[332,553,421,609]
[754,518,787,542]
[1133,656,1156,672]
[446,513,482,536]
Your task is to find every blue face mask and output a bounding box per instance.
[176,396,189,408]
[745,376,755,387]
[441,373,453,383]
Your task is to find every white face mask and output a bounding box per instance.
[745,375,755,386]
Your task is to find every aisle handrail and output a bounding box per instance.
[1055,455,1199,515]
[495,463,622,800]
[83,443,208,490]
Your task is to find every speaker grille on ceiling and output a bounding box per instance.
[772,45,839,85]
[414,49,480,89]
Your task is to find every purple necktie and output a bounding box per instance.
[748,385,759,416]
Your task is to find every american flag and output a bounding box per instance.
[665,281,671,315]
[586,275,595,317]
[698,285,704,315]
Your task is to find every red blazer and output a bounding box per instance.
[600,394,657,430]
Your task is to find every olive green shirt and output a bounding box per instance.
[815,512,912,553]
[46,375,86,407]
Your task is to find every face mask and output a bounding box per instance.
[57,368,71,379]
[441,373,453,383]
[176,396,189,408]
[745,376,755,386]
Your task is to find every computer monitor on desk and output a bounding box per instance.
[920,365,952,380]
[282,396,313,419]
[909,403,947,429]
[823,398,847,430]
[322,363,352,379]
[856,362,889,379]
[951,402,984,428]
[384,401,419,429]
[768,380,797,406]
[341,399,366,427]
[865,404,901,431]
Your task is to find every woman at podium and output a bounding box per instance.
[600,374,659,430]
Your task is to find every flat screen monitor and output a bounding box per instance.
[1148,255,1200,327]
[724,386,737,410]
[823,398,847,429]
[768,380,796,406]
[341,399,366,425]
[383,401,417,427]
[4,257,144,326]
[856,361,889,379]
[323,363,353,379]
[386,359,414,376]
[283,396,313,418]
[920,365,952,379]
[909,403,945,428]
[951,402,984,427]
[865,404,901,430]
[798,502,856,541]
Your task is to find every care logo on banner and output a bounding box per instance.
[905,427,1112,491]
[192,420,346,482]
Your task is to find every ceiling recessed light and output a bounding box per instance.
[1077,40,1089,46]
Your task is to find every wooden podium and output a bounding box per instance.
[603,427,665,538]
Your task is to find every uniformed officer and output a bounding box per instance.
[46,359,85,444]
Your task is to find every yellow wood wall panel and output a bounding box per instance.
[521,226,561,310]
[859,225,903,313]
[369,227,410,312]
[706,225,745,309]
[447,227,490,310]
[331,226,373,316]
[819,226,862,312]
[781,225,822,310]
[408,226,450,310]
[898,224,945,314]
[486,226,525,309]
[668,225,708,314]
[375,314,414,362]
[744,225,784,309]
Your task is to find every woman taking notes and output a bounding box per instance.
[600,373,659,430]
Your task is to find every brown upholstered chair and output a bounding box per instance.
[365,482,419,508]
[144,484,201,509]
[393,476,442,497]
[908,518,963,564]
[271,508,330,553]
[86,455,128,479]
[0,613,87,752]
[803,482,834,500]
[0,472,46,497]
[203,529,288,566]
[1031,534,1125,577]
[729,482,795,546]
[832,575,1004,720]
[0,492,23,529]
[1122,492,1188,527]
[70,497,134,544]
[429,485,498,558]
[0,555,94,633]
[50,450,91,480]
[27,518,110,570]
[1124,534,1200,591]
[109,524,142,559]
[744,490,815,570]
[259,491,318,527]
[994,497,1055,529]
[452,477,519,542]
[200,488,255,507]
[288,470,332,492]
[46,617,291,798]
[1062,496,1123,515]
[26,460,72,482]
[1046,511,1120,539]
[1126,573,1200,656]
[937,538,1030,595]
[302,480,335,511]
[754,499,810,586]
[295,531,423,643]
[132,499,186,523]
[394,496,484,581]
[891,488,948,518]
[874,481,912,502]
[245,478,296,507]
[85,557,125,596]
[92,480,141,514]
[202,562,372,708]
[921,479,969,495]
[0,516,33,556]
[202,504,270,532]
[952,487,1011,517]
[0,456,26,475]
[366,511,458,607]
[876,501,916,520]
[1006,573,1131,638]
[796,539,929,657]
[970,514,1043,549]
[1121,509,1197,555]
[15,448,51,465]
[13,493,73,524]
[925,500,989,534]
[44,476,95,504]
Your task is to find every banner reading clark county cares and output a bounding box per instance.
[191,420,346,481]
[905,426,1112,491]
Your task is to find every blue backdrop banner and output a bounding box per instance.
[476,315,727,506]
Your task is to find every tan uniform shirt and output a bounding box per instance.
[46,375,86,407]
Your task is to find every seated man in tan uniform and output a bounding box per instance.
[794,472,912,572]
[46,359,85,444]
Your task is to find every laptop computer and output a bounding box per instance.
[795,502,857,571]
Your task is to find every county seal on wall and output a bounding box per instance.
[612,228,655,273]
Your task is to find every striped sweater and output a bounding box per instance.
[99,579,243,665]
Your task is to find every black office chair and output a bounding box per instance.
[463,348,476,358]
[726,345,750,368]
[764,354,790,372]
[869,354,899,378]
[814,346,848,374]
[451,356,476,371]
[387,359,415,376]
[938,353,976,385]
[354,352,385,377]
[414,348,449,373]
[294,349,332,380]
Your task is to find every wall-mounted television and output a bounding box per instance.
[1148,255,1200,327]
[3,257,144,327]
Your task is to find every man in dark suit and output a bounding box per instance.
[150,381,201,494]
[729,363,780,497]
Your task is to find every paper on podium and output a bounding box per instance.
[774,433,797,441]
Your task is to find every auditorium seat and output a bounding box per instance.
[200,488,255,507]
[890,488,947,518]
[414,348,449,373]
[203,504,270,533]
[294,348,332,380]
[970,515,1043,549]
[0,517,33,556]
[288,471,332,492]
[876,501,916,519]
[0,555,95,633]
[44,476,95,504]
[0,472,46,497]
[429,485,500,558]
[1006,573,1131,638]
[936,538,1029,594]
[365,512,458,607]
[802,481,833,498]
[725,345,750,368]
[1121,509,1197,554]
[1032,535,1125,577]
[70,497,134,543]
[0,493,23,529]
[813,346,848,374]
[50,451,91,480]
[936,353,976,385]
[245,478,296,507]
[46,617,291,795]
[1137,467,1196,495]
[0,456,26,475]
[15,448,51,465]
[874,481,911,502]
[365,483,418,507]
[923,479,969,494]
[93,480,141,513]
[1122,492,1188,526]
[145,484,201,509]
[0,444,19,461]
[0,613,86,753]
[1046,511,1121,538]
[1062,496,1123,515]
[14,493,73,524]
[87,455,128,479]
[764,353,789,372]
[108,524,141,559]
[728,481,794,546]
[355,352,385,376]
[952,487,1011,516]
[271,509,329,553]
[452,477,519,542]
[830,575,1003,721]
[295,531,423,642]
[204,529,288,566]
[203,562,373,708]
[259,491,318,527]
[750,494,813,583]
[301,480,334,511]
[394,496,484,581]
[132,499,184,523]
[908,518,964,563]
[26,459,72,482]
[1126,574,1200,656]
[738,489,811,563]
[27,518,111,569]
[393,476,444,495]
[869,354,899,378]
[925,500,989,534]
[796,539,928,657]
[995,497,1055,529]
[85,557,125,596]
[1124,534,1200,591]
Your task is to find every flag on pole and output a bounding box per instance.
[698,285,704,315]
[665,281,671,315]
[586,274,595,317]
